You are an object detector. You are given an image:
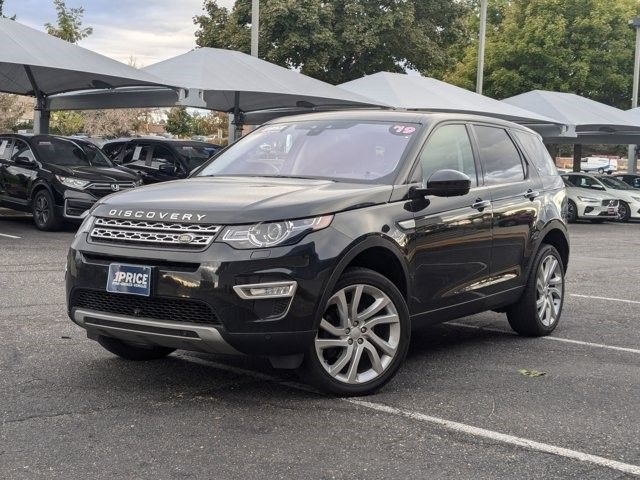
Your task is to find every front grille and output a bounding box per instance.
[602,199,619,207]
[71,289,220,325]
[87,183,136,198]
[90,217,221,249]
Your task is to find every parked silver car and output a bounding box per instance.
[562,176,619,223]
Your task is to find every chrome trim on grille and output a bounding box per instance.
[88,182,136,190]
[90,217,221,248]
[94,217,221,233]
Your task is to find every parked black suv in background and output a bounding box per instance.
[66,111,569,395]
[102,138,221,184]
[0,134,142,230]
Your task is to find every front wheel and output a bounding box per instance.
[300,268,410,396]
[506,244,565,337]
[618,201,631,222]
[32,189,62,231]
[567,200,578,223]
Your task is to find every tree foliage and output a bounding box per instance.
[0,94,26,132]
[50,111,84,136]
[45,0,93,43]
[0,0,16,19]
[194,0,471,84]
[165,107,228,140]
[446,0,640,108]
[165,107,193,137]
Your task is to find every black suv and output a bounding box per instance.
[0,134,142,230]
[102,138,221,184]
[66,112,569,395]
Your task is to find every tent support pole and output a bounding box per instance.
[24,66,50,134]
[572,144,582,173]
[230,91,243,143]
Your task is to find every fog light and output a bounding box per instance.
[233,281,297,300]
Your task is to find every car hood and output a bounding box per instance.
[566,186,616,201]
[601,187,640,202]
[46,164,139,182]
[92,176,393,224]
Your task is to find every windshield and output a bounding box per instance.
[196,120,420,184]
[599,176,634,190]
[33,138,113,167]
[179,144,218,170]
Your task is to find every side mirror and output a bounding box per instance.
[15,156,35,168]
[158,163,176,176]
[411,169,472,198]
[591,184,605,190]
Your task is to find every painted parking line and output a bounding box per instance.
[179,355,640,477]
[447,322,640,355]
[571,294,640,305]
[0,233,20,239]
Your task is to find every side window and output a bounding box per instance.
[0,138,13,160]
[418,124,477,186]
[102,142,123,160]
[474,125,525,185]
[151,145,179,170]
[561,175,578,187]
[512,131,557,176]
[633,178,640,188]
[11,140,36,163]
[123,144,152,167]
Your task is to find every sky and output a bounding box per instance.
[5,0,235,66]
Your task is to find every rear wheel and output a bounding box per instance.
[566,200,578,223]
[617,201,631,222]
[32,189,62,231]
[301,268,410,396]
[506,244,564,337]
[97,335,175,361]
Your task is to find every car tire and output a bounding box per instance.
[506,244,565,337]
[617,201,631,222]
[300,267,410,396]
[597,168,605,174]
[566,200,577,223]
[32,189,63,231]
[96,335,175,361]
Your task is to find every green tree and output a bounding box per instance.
[165,106,193,137]
[446,0,640,107]
[45,0,93,43]
[0,0,16,19]
[50,111,84,135]
[194,0,471,84]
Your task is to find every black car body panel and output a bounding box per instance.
[0,134,141,220]
[66,111,569,360]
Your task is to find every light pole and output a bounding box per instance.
[476,0,488,94]
[251,0,259,58]
[628,17,640,174]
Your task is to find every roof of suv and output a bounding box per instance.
[267,109,539,135]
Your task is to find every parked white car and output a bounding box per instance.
[561,172,640,222]
[561,177,618,223]
[580,156,618,174]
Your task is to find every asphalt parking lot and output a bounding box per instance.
[1,210,639,480]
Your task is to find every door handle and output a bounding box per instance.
[524,189,540,200]
[471,199,491,211]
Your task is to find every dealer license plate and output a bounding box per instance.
[106,264,152,296]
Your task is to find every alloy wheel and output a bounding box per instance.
[314,284,400,384]
[617,202,628,221]
[34,194,49,226]
[535,255,563,327]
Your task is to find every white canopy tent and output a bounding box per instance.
[49,48,386,138]
[338,72,569,137]
[0,18,173,133]
[504,90,640,172]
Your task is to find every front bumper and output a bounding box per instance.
[66,227,350,355]
[576,202,618,219]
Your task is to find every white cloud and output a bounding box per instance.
[5,0,238,64]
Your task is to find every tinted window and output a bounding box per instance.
[151,145,180,171]
[122,144,152,167]
[33,138,112,167]
[11,140,36,163]
[563,175,603,189]
[513,131,557,176]
[178,144,216,170]
[474,126,525,185]
[197,120,420,184]
[102,142,124,160]
[0,138,13,160]
[419,124,477,186]
[599,176,633,190]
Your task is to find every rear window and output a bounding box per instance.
[513,131,558,176]
[0,138,12,160]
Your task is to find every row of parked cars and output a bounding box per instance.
[561,172,640,223]
[0,134,220,230]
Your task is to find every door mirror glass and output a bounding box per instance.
[426,169,471,197]
[158,163,176,175]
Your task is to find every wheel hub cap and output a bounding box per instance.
[314,284,400,385]
[536,255,563,327]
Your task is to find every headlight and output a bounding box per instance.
[630,196,640,202]
[75,214,94,238]
[56,175,90,190]
[577,196,599,203]
[135,178,144,187]
[221,215,333,249]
